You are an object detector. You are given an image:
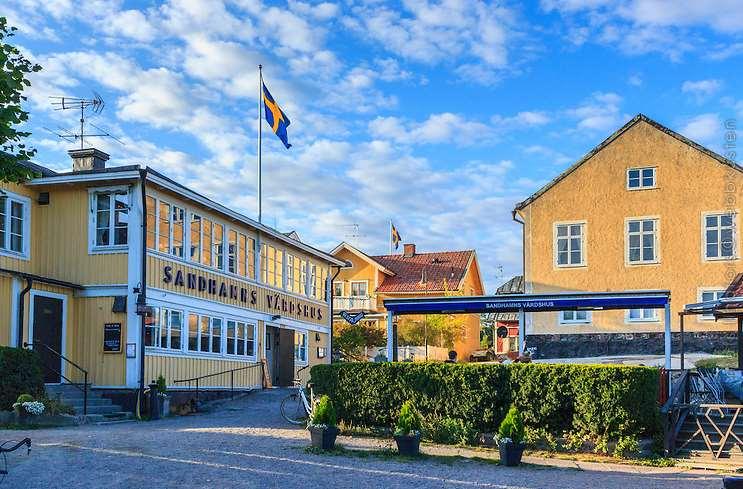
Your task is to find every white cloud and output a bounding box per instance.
[680,113,721,148]
[567,92,625,132]
[681,79,723,99]
[628,74,643,86]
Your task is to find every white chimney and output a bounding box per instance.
[69,148,109,172]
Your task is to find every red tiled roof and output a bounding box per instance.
[723,273,743,298]
[371,250,475,293]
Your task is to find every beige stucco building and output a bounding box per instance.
[0,148,342,408]
[513,114,740,357]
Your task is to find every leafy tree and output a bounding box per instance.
[0,17,41,183]
[333,320,386,361]
[397,314,465,350]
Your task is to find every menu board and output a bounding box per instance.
[103,323,122,353]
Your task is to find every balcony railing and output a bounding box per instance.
[334,296,375,311]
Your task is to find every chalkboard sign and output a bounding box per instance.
[103,323,122,353]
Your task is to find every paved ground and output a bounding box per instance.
[0,389,725,488]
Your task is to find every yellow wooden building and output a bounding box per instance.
[0,148,343,404]
[331,242,484,361]
[513,114,741,357]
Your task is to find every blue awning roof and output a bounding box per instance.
[384,290,671,315]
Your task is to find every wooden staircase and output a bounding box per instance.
[674,406,743,471]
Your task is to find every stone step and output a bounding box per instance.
[675,440,743,454]
[85,412,134,424]
[80,404,124,415]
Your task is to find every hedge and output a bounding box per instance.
[310,362,660,441]
[0,346,44,410]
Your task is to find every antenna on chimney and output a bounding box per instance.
[47,92,123,149]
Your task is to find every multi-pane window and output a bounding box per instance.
[144,307,183,350]
[627,167,656,189]
[189,314,222,353]
[701,290,725,320]
[202,218,213,267]
[555,223,584,266]
[0,194,27,255]
[628,308,657,322]
[213,223,224,270]
[705,213,735,259]
[246,235,256,279]
[294,331,308,363]
[158,201,170,254]
[627,219,658,264]
[560,310,590,323]
[308,263,318,297]
[228,230,238,274]
[94,191,128,247]
[234,232,256,279]
[333,282,343,297]
[146,196,156,249]
[146,197,184,258]
[262,244,283,288]
[350,281,368,296]
[171,206,184,257]
[226,320,256,357]
[286,254,296,291]
[190,214,201,263]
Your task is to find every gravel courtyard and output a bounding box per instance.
[0,389,723,488]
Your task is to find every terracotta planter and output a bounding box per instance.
[499,441,525,466]
[309,425,339,450]
[394,432,421,456]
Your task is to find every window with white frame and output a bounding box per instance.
[0,192,29,256]
[627,308,657,322]
[286,254,296,291]
[333,282,343,296]
[146,197,185,258]
[93,190,128,248]
[627,218,658,264]
[190,214,201,263]
[627,167,656,189]
[704,213,735,260]
[145,307,183,349]
[308,264,317,297]
[294,331,308,363]
[226,320,256,357]
[555,223,585,266]
[560,310,590,323]
[188,313,223,353]
[700,290,725,320]
[350,281,368,297]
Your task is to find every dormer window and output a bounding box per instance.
[627,167,656,190]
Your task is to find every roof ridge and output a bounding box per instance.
[372,249,475,258]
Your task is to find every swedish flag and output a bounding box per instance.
[262,82,291,149]
[391,223,402,250]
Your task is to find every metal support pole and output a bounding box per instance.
[231,370,234,400]
[738,316,743,370]
[679,313,685,371]
[83,371,88,416]
[386,310,394,361]
[664,303,672,370]
[518,308,525,355]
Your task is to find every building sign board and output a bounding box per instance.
[103,322,122,353]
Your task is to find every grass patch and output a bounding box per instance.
[695,351,739,369]
[527,449,675,467]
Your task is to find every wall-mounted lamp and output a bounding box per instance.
[315,333,321,342]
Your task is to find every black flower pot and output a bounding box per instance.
[499,441,525,466]
[394,433,421,456]
[309,425,339,450]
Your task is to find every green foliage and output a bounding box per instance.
[695,351,738,369]
[614,436,640,458]
[41,397,75,416]
[333,320,385,361]
[310,362,660,442]
[16,393,34,404]
[394,400,422,436]
[424,416,477,445]
[156,375,167,395]
[310,395,337,427]
[397,314,465,349]
[498,406,525,443]
[0,346,44,410]
[0,17,42,183]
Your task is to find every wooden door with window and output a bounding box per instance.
[32,295,64,383]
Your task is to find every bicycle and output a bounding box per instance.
[0,438,31,485]
[280,365,316,425]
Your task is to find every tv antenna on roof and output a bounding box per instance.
[46,92,124,148]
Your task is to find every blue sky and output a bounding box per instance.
[6,0,743,291]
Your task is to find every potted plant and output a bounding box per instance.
[393,400,423,456]
[156,375,170,417]
[307,395,339,450]
[12,393,45,424]
[497,406,526,466]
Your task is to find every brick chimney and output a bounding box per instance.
[69,148,109,172]
[403,243,416,257]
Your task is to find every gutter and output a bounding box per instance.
[138,168,148,410]
[511,210,526,285]
[328,263,346,363]
[17,278,32,347]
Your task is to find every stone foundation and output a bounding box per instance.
[527,331,739,359]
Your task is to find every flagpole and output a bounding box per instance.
[389,220,392,255]
[258,64,263,224]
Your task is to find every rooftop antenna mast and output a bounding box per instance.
[47,92,123,148]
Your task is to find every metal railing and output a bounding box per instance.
[172,362,264,405]
[661,369,690,455]
[24,342,88,416]
[333,296,374,311]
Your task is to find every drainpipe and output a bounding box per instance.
[138,168,149,410]
[512,209,526,353]
[17,277,33,347]
[328,263,345,363]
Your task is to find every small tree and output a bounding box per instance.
[394,400,423,436]
[333,320,385,361]
[0,17,42,183]
[310,395,337,427]
[498,406,525,444]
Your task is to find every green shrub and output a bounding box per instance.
[310,395,337,427]
[498,406,525,443]
[0,347,44,410]
[16,393,34,404]
[156,375,167,395]
[42,397,75,416]
[614,436,640,458]
[394,400,422,436]
[424,416,477,445]
[310,362,660,442]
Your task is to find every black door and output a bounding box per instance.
[277,328,296,387]
[32,295,63,383]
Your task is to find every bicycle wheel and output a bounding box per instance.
[281,392,308,425]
